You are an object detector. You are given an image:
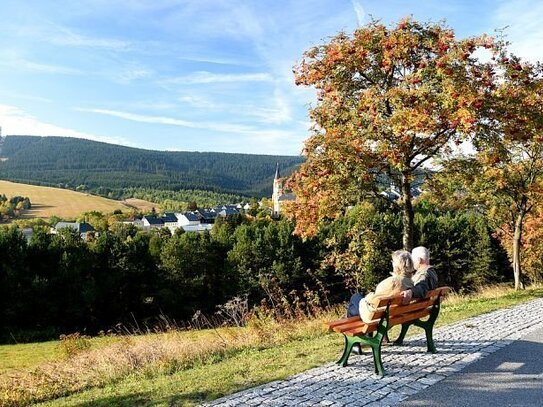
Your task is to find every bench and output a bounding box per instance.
[325,286,450,376]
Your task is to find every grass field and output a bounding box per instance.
[0,180,157,219]
[0,285,541,407]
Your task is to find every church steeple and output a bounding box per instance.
[272,163,282,217]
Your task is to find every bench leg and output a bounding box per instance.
[413,301,440,353]
[337,335,359,367]
[425,326,436,353]
[371,343,384,376]
[393,323,411,346]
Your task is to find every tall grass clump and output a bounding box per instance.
[0,291,339,407]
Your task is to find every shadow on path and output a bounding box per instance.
[400,326,543,407]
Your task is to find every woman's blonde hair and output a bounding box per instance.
[391,250,414,278]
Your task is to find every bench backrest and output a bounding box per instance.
[326,286,450,336]
[374,286,449,308]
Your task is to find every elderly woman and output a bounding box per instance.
[347,250,415,323]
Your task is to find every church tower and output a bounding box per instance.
[272,162,282,217]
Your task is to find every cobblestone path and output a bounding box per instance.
[203,298,543,407]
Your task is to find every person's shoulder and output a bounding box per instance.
[427,266,438,277]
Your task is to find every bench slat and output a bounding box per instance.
[332,320,366,333]
[324,316,361,331]
[388,298,433,317]
[343,322,379,336]
[389,308,431,327]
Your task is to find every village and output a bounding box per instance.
[47,163,296,239]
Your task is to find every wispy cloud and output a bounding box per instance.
[164,71,274,85]
[76,107,255,134]
[13,19,132,51]
[0,90,52,104]
[0,104,132,146]
[48,31,131,50]
[351,0,366,26]
[0,52,82,75]
[492,0,543,62]
[75,106,301,149]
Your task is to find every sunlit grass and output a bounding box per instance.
[1,284,541,407]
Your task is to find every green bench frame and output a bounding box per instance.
[325,287,449,376]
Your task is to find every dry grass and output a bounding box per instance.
[123,198,159,213]
[0,181,156,219]
[444,283,539,305]
[0,310,335,407]
[1,284,541,407]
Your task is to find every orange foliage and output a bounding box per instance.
[287,17,497,238]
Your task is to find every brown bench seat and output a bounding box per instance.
[325,287,450,376]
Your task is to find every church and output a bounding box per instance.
[271,163,295,218]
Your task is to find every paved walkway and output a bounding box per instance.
[202,298,543,407]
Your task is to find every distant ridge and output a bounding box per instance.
[0,135,304,198]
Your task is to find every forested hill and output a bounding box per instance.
[0,136,304,198]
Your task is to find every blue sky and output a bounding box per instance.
[0,0,541,155]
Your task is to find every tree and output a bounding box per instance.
[77,211,108,232]
[287,18,495,249]
[433,53,543,289]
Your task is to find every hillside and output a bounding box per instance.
[0,136,304,198]
[0,180,157,219]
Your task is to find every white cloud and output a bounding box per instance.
[49,31,131,50]
[76,107,255,134]
[245,89,292,125]
[351,0,366,26]
[14,20,133,51]
[115,67,153,82]
[0,91,52,104]
[165,71,274,85]
[0,53,82,75]
[492,0,543,62]
[0,104,131,146]
[75,106,306,155]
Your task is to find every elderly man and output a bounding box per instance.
[400,246,438,304]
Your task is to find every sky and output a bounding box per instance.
[0,0,542,155]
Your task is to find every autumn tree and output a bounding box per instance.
[521,202,543,283]
[432,54,543,289]
[287,18,496,249]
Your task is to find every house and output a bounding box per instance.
[380,183,422,201]
[196,209,217,224]
[142,216,164,230]
[181,223,213,233]
[53,222,95,240]
[159,213,178,233]
[176,212,200,226]
[122,217,144,228]
[216,206,240,217]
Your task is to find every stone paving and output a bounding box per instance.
[202,298,543,407]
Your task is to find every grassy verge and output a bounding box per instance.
[2,285,542,407]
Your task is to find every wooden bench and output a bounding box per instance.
[325,287,450,376]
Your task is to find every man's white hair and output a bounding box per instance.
[411,246,430,263]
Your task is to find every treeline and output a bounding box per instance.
[125,188,249,210]
[0,201,514,343]
[0,136,303,198]
[0,195,31,221]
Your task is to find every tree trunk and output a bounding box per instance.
[512,213,525,290]
[401,172,414,251]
